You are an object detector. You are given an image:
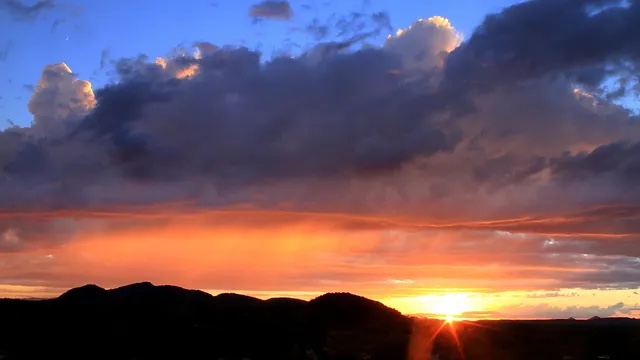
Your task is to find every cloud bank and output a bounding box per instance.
[1,0,640,304]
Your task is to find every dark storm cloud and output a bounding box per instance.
[193,42,218,57]
[444,0,640,93]
[551,141,640,184]
[249,0,293,21]
[74,47,456,183]
[0,17,466,214]
[0,0,55,21]
[472,154,548,188]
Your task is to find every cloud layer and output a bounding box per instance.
[1,0,640,306]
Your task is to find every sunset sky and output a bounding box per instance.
[1,0,640,320]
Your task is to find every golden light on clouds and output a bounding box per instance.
[155,56,167,69]
[396,16,454,37]
[175,63,199,79]
[384,16,462,73]
[155,55,199,78]
[391,16,462,51]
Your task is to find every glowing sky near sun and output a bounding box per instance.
[1,0,640,319]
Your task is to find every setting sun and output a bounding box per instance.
[427,293,474,318]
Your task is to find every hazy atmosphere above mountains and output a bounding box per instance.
[1,0,640,319]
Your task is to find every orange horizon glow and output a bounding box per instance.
[1,209,638,320]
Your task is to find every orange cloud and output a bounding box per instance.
[0,211,613,289]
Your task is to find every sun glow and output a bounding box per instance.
[427,293,475,319]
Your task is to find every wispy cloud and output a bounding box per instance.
[249,0,293,21]
[0,42,11,62]
[0,0,55,21]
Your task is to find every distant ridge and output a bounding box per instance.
[56,283,107,303]
[56,282,293,308]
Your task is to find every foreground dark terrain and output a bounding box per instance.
[0,283,639,360]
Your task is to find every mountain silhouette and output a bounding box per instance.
[57,283,107,302]
[0,282,412,360]
[57,282,216,305]
[1,282,639,360]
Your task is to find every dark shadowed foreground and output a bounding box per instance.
[0,282,639,360]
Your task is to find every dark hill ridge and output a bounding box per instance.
[57,281,220,306]
[55,282,403,322]
[57,283,107,302]
[0,282,410,360]
[1,282,640,360]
